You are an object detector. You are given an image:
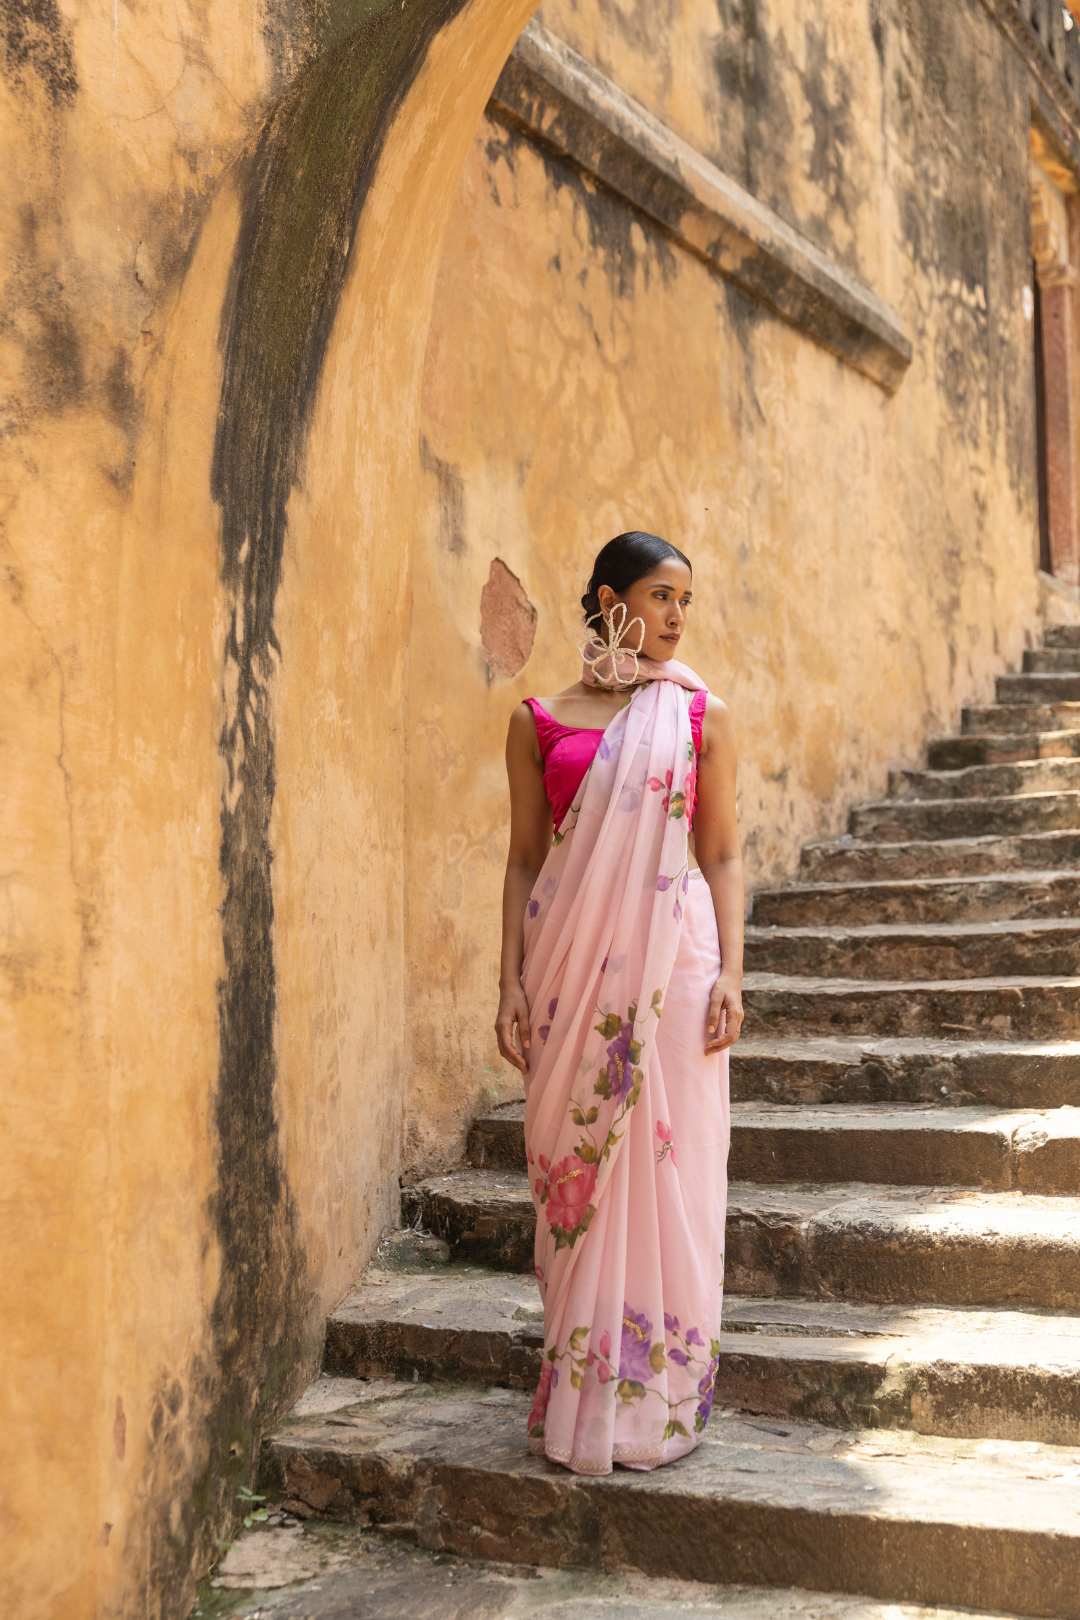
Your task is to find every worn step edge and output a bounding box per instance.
[468,1101,1080,1194]
[260,1390,1080,1618]
[751,869,1080,927]
[962,700,1080,735]
[725,1180,1080,1309]
[929,731,1080,767]
[729,1035,1080,1110]
[798,828,1080,882]
[466,1040,1080,1116]
[405,1170,1080,1306]
[323,1266,1080,1446]
[743,916,1080,981]
[727,1102,1080,1192]
[890,759,1080,801]
[848,790,1080,842]
[742,972,1080,1038]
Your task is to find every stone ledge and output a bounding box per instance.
[260,1386,1080,1615]
[489,20,913,393]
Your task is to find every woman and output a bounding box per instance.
[496,530,743,1477]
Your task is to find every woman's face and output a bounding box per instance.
[597,560,693,663]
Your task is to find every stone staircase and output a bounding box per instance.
[261,624,1080,1618]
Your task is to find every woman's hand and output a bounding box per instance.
[496,982,533,1074]
[705,972,744,1053]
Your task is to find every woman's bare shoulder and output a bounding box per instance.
[701,692,735,754]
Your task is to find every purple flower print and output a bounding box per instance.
[597,737,611,761]
[606,1021,636,1102]
[663,1312,679,1332]
[681,873,689,894]
[538,1026,550,1043]
[548,997,559,1019]
[673,902,683,922]
[685,1327,705,1349]
[668,1347,688,1366]
[656,875,672,892]
[551,1366,560,1389]
[527,899,539,918]
[619,1305,654,1381]
[696,1356,719,1427]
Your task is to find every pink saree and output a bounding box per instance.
[522,662,731,1475]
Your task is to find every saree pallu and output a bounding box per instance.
[521,675,730,1476]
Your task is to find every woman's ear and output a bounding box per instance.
[596,584,616,613]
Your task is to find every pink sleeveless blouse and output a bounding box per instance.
[526,688,707,831]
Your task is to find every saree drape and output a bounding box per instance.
[521,671,730,1476]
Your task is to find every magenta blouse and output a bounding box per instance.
[525,689,707,831]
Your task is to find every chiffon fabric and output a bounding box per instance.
[522,663,730,1475]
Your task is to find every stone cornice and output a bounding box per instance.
[978,0,1080,172]
[488,20,912,393]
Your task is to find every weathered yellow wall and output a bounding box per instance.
[403,0,1075,1171]
[2,1,535,1615]
[4,0,1079,1613]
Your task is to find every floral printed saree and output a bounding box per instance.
[522,664,730,1475]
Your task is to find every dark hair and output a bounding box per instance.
[581,531,692,623]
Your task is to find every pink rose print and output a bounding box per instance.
[684,760,698,823]
[646,768,674,812]
[655,1119,676,1166]
[544,1153,598,1232]
[527,1358,552,1436]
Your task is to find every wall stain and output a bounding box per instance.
[483,115,679,308]
[0,0,77,104]
[184,0,472,1608]
[421,437,468,556]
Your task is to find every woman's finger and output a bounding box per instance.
[496,1018,528,1073]
[518,1003,532,1052]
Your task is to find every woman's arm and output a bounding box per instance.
[691,695,744,1054]
[496,704,553,1074]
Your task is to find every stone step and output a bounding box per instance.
[1045,623,1080,648]
[962,699,1080,735]
[465,1101,1080,1193]
[730,1035,1080,1109]
[261,1382,1080,1617]
[848,790,1080,843]
[401,1169,1080,1306]
[717,1294,1080,1447]
[726,1181,1080,1309]
[929,729,1080,767]
[751,869,1080,927]
[319,1263,1080,1447]
[728,1102,1080,1191]
[997,671,1080,703]
[799,828,1080,884]
[741,972,1080,1039]
[205,1515,1040,1620]
[325,1259,544,1388]
[743,917,1080,982]
[890,757,1080,800]
[402,1169,536,1272]
[1025,647,1080,673]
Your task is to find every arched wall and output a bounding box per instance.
[6,3,536,1616]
